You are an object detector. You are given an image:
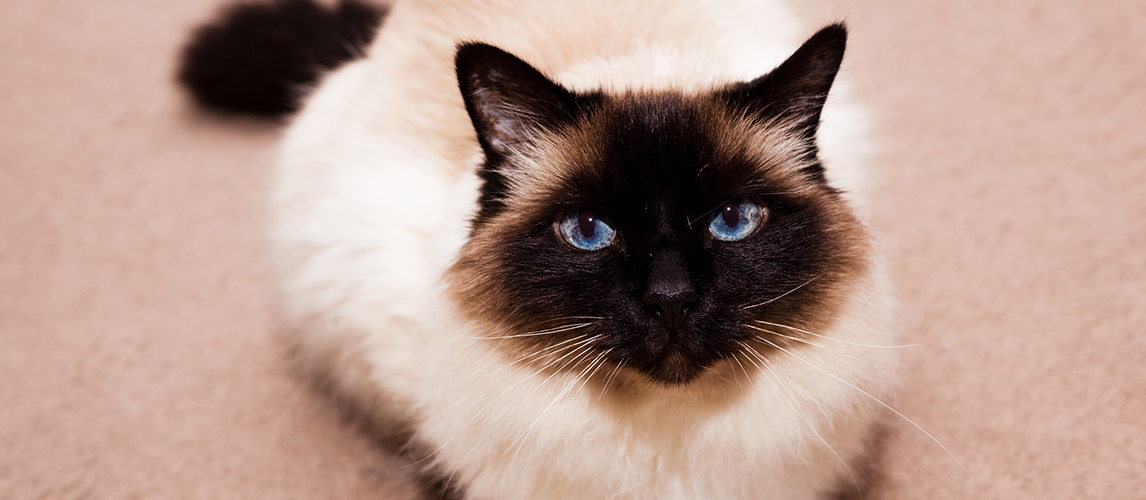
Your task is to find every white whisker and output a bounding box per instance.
[753,319,931,349]
[744,324,892,373]
[460,335,595,432]
[510,333,592,365]
[741,275,821,310]
[461,321,597,340]
[474,341,599,493]
[499,345,606,492]
[755,336,971,476]
[455,337,600,490]
[741,343,861,496]
[597,356,625,404]
[747,321,938,393]
[576,348,613,397]
[729,352,749,389]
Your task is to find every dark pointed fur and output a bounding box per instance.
[450,28,866,386]
[456,43,601,222]
[178,0,386,116]
[721,23,847,181]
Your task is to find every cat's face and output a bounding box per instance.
[448,25,869,385]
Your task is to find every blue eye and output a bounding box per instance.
[558,209,617,251]
[708,199,764,241]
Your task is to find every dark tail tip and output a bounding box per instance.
[178,0,386,116]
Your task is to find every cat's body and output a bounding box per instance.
[187,0,896,498]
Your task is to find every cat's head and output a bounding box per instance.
[447,24,870,386]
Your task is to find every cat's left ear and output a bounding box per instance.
[722,23,847,145]
[456,43,580,160]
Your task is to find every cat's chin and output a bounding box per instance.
[632,349,714,386]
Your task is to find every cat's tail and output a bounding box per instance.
[178,0,387,116]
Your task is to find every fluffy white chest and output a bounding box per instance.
[401,304,885,500]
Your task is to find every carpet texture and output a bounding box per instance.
[2,0,1143,498]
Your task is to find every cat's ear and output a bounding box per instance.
[722,23,847,143]
[456,43,579,159]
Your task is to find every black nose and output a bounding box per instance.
[642,249,699,330]
[644,288,699,330]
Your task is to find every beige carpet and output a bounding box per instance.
[3,0,1144,498]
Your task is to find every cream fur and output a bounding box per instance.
[272,0,894,498]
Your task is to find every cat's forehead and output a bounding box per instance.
[503,90,817,215]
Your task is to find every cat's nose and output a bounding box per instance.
[644,288,699,330]
[643,249,699,331]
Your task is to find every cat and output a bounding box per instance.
[180,0,896,498]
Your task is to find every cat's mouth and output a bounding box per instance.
[622,340,714,386]
[642,349,706,385]
[596,300,730,386]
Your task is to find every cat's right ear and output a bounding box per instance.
[719,24,847,182]
[721,23,847,138]
[456,43,579,160]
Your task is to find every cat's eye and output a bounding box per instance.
[708,199,764,242]
[558,209,617,251]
